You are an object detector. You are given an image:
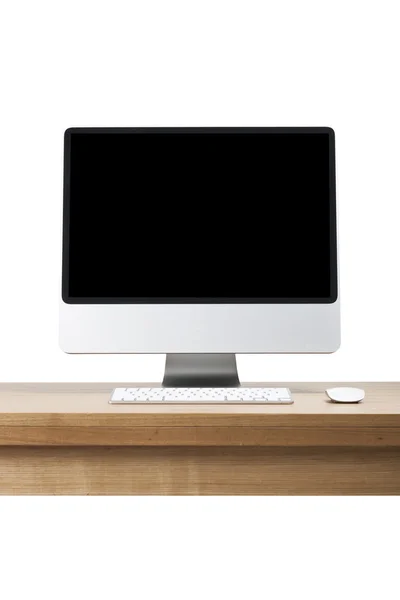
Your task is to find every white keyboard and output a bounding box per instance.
[110,387,293,404]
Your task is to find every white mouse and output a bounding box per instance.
[326,387,365,403]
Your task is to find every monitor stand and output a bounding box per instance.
[162,354,240,387]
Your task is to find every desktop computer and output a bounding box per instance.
[60,127,340,403]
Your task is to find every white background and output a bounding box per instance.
[1,3,399,599]
[1,497,399,600]
[1,0,399,382]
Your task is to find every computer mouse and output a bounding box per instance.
[326,387,365,403]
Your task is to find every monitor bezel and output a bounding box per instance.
[62,127,337,304]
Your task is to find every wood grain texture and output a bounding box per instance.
[1,446,400,495]
[1,383,400,494]
[0,383,400,447]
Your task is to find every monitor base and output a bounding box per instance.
[162,354,240,387]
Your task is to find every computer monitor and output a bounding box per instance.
[60,127,340,386]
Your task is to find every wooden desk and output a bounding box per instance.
[1,383,400,495]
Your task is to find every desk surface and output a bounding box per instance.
[1,383,400,494]
[1,382,400,447]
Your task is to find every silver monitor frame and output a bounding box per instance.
[60,301,340,354]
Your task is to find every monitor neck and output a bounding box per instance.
[162,354,240,387]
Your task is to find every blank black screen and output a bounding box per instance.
[64,129,336,303]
